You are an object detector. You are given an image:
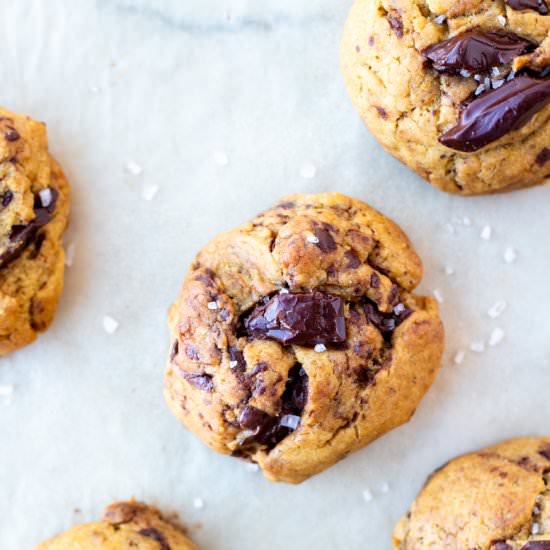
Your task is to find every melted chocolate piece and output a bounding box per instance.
[493,543,512,550]
[182,372,214,392]
[539,444,550,460]
[1,190,13,208]
[363,300,412,340]
[521,543,550,550]
[506,0,549,14]
[229,346,246,371]
[138,528,171,550]
[313,225,337,253]
[239,364,308,449]
[0,188,59,269]
[536,148,550,165]
[423,29,536,74]
[244,290,346,346]
[387,12,404,38]
[440,76,550,152]
[4,128,20,142]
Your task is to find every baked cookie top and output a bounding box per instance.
[0,107,70,355]
[394,438,550,549]
[341,0,550,194]
[36,501,198,550]
[165,193,444,483]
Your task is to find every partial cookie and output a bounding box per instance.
[36,500,198,550]
[165,192,444,483]
[0,107,70,355]
[393,437,550,549]
[341,0,550,195]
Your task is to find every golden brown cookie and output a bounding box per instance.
[393,437,550,550]
[341,0,550,195]
[0,107,70,355]
[36,501,198,550]
[165,192,444,484]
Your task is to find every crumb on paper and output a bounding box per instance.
[488,327,505,347]
[103,316,119,334]
[488,300,507,319]
[300,163,317,179]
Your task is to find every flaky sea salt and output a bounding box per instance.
[65,242,76,267]
[306,235,320,244]
[314,344,327,353]
[126,160,142,176]
[492,79,505,89]
[488,300,507,319]
[141,184,159,201]
[300,163,317,179]
[445,265,455,275]
[38,188,54,208]
[245,463,260,473]
[470,341,485,353]
[102,316,119,334]
[462,217,472,226]
[229,361,238,369]
[213,151,229,166]
[362,488,374,502]
[434,14,446,25]
[433,289,444,304]
[504,247,517,263]
[454,351,465,365]
[459,69,471,78]
[380,482,390,494]
[280,414,301,430]
[532,522,541,535]
[207,301,218,310]
[480,225,492,240]
[489,327,505,347]
[193,498,204,509]
[498,15,507,26]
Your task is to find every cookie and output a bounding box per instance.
[341,0,550,195]
[36,501,198,550]
[165,193,444,483]
[0,107,70,355]
[393,437,550,549]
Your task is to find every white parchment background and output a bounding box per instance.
[1,1,550,548]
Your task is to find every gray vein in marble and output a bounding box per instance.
[102,2,333,36]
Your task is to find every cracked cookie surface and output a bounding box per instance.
[165,193,444,483]
[36,501,198,550]
[0,107,70,355]
[341,0,550,195]
[393,437,550,549]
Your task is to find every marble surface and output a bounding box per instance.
[1,1,550,548]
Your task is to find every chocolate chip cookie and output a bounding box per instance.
[341,0,550,195]
[393,438,550,549]
[165,193,444,484]
[36,501,198,550]
[0,107,70,355]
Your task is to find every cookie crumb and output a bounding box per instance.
[314,343,327,353]
[453,351,465,365]
[126,160,142,176]
[300,163,317,179]
[362,488,374,502]
[65,242,76,267]
[470,341,485,353]
[480,225,492,240]
[141,184,159,201]
[103,316,119,334]
[213,151,229,166]
[488,327,505,347]
[488,300,507,319]
[193,498,204,509]
[504,247,517,263]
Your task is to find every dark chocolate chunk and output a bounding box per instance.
[229,346,246,371]
[244,290,346,346]
[313,225,337,253]
[4,128,20,142]
[238,364,308,449]
[492,542,512,550]
[183,372,214,392]
[539,444,550,460]
[138,528,171,550]
[370,273,381,289]
[423,29,536,74]
[506,0,549,14]
[1,190,13,208]
[536,148,550,166]
[344,250,361,269]
[521,543,550,550]
[170,340,179,361]
[387,12,404,38]
[0,188,58,270]
[363,300,412,340]
[439,76,550,152]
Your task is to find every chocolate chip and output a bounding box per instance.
[387,12,403,38]
[439,76,550,152]
[138,528,171,550]
[536,148,550,166]
[368,36,375,47]
[493,543,512,550]
[238,364,308,449]
[370,273,381,289]
[313,225,337,253]
[1,190,13,208]
[376,106,388,119]
[170,340,179,361]
[363,300,412,340]
[506,0,549,14]
[244,291,346,346]
[229,346,246,371]
[183,372,214,392]
[4,128,20,142]
[344,250,361,269]
[539,444,550,460]
[521,543,550,550]
[277,201,295,210]
[423,29,536,74]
